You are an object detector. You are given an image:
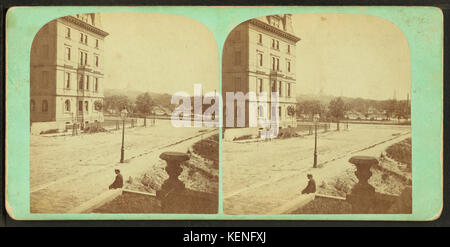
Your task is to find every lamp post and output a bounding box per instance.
[120,108,128,163]
[313,120,318,168]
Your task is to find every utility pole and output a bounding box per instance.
[120,117,125,163]
[120,108,128,163]
[313,122,318,168]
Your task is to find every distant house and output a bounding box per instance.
[345,111,364,120]
[368,114,384,121]
[152,105,170,116]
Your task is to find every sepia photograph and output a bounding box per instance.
[29,12,220,214]
[5,6,442,221]
[221,13,412,215]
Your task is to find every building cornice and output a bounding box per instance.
[249,19,300,43]
[62,16,109,37]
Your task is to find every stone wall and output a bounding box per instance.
[223,127,259,141]
[30,121,60,135]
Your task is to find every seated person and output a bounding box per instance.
[301,174,316,194]
[109,169,123,190]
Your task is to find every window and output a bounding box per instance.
[258,78,263,93]
[287,61,291,72]
[288,83,291,97]
[234,51,241,65]
[65,47,71,61]
[272,39,275,48]
[272,57,276,70]
[80,33,84,43]
[79,51,87,65]
[65,72,70,89]
[276,58,280,71]
[95,78,99,92]
[79,75,84,90]
[78,101,83,111]
[65,100,71,112]
[95,56,99,67]
[257,53,263,67]
[95,39,99,48]
[279,81,283,96]
[271,80,276,92]
[30,100,35,112]
[86,75,90,90]
[79,51,84,64]
[42,100,48,112]
[287,45,291,53]
[85,101,89,112]
[258,34,262,44]
[65,27,71,38]
[278,106,282,118]
[84,35,88,44]
[276,40,279,50]
[42,71,49,88]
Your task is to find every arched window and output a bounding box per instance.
[30,100,35,112]
[42,100,48,112]
[65,100,71,112]
[85,101,89,112]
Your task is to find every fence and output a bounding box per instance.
[103,117,156,130]
[296,120,350,133]
[66,116,158,135]
[295,122,332,134]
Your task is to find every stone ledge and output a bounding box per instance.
[269,193,315,215]
[68,189,122,214]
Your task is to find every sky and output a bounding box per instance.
[100,12,410,101]
[292,13,411,100]
[101,13,219,95]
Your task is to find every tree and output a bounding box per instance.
[135,92,154,116]
[296,100,325,121]
[382,99,397,120]
[287,105,296,126]
[328,97,345,130]
[94,100,103,111]
[394,100,410,121]
[287,105,296,117]
[104,95,133,113]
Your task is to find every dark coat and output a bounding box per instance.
[301,178,316,194]
[109,173,123,189]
